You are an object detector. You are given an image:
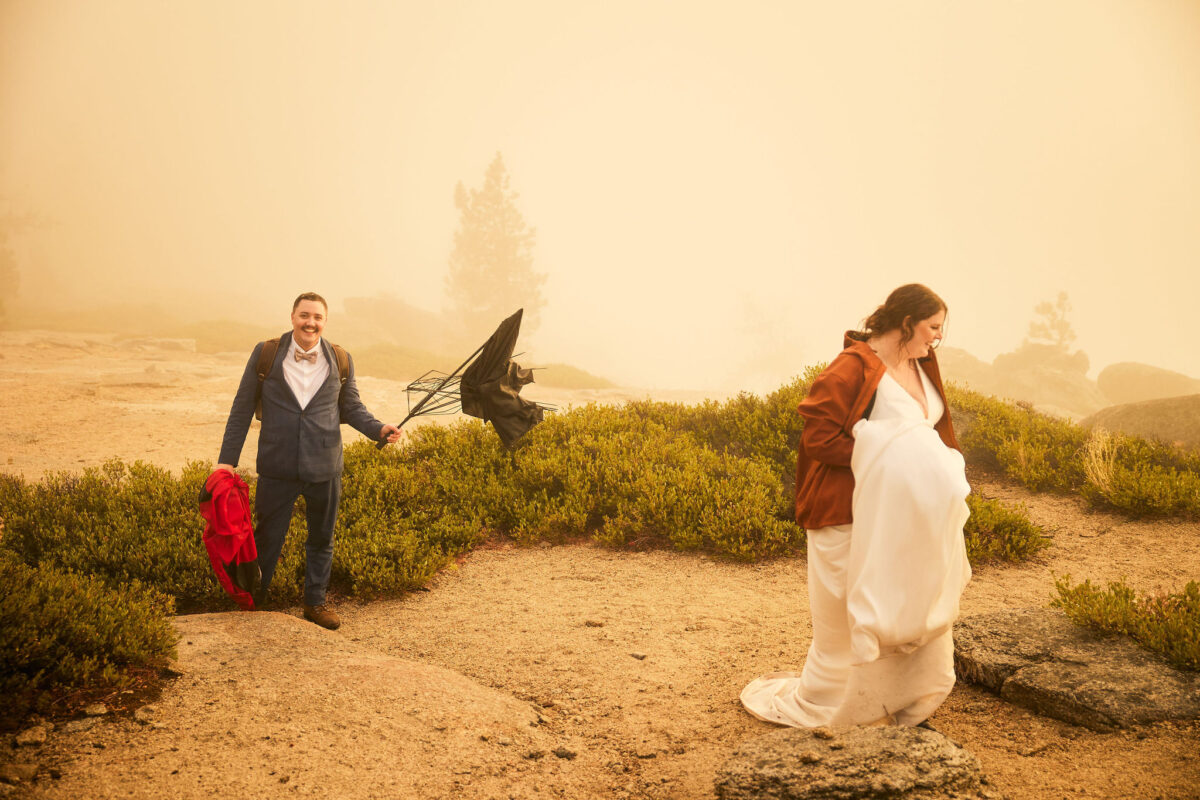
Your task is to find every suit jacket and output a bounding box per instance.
[794,331,959,530]
[219,332,384,482]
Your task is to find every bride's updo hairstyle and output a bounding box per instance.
[862,284,947,353]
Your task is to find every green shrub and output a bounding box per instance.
[0,459,227,611]
[506,407,802,559]
[963,494,1050,564]
[949,385,1200,518]
[949,385,1087,492]
[0,553,176,721]
[1078,428,1200,518]
[629,368,818,477]
[342,406,806,562]
[1052,576,1200,671]
[330,436,503,598]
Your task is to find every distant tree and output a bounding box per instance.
[445,153,546,336]
[1026,291,1076,351]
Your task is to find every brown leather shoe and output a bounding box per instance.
[302,603,341,630]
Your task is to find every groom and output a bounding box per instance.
[216,292,401,629]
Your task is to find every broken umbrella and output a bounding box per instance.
[374,308,552,448]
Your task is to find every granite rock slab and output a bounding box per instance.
[715,725,1003,800]
[954,607,1200,731]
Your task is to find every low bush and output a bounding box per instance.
[509,407,800,559]
[963,494,1050,564]
[627,368,819,481]
[1078,428,1200,518]
[949,386,1088,492]
[1052,576,1200,671]
[345,405,804,562]
[0,460,225,611]
[0,553,176,722]
[949,385,1200,518]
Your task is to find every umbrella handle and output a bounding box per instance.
[373,415,413,450]
[373,340,488,450]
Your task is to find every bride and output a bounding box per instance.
[740,283,971,727]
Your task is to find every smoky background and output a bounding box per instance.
[2,0,1198,394]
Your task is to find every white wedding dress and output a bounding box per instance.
[740,367,971,727]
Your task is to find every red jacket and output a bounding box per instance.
[794,332,959,530]
[199,469,260,610]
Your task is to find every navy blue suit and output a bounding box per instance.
[220,332,384,605]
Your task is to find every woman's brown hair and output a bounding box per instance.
[862,284,947,352]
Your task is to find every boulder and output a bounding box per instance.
[937,348,995,392]
[45,612,595,799]
[954,608,1200,731]
[939,344,1108,419]
[1081,394,1200,451]
[1096,362,1200,406]
[715,726,1002,800]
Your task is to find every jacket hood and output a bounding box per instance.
[842,331,879,362]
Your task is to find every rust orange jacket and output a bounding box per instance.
[794,332,960,530]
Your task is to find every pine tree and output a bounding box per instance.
[445,153,546,337]
[1026,291,1076,350]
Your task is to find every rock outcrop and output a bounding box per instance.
[34,612,596,800]
[1096,362,1200,406]
[715,726,1002,800]
[938,344,1108,419]
[1081,393,1200,451]
[954,608,1200,732]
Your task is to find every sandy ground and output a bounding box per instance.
[2,330,1199,800]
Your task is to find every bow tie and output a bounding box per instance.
[294,350,319,364]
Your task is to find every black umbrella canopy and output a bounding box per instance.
[375,308,548,449]
[460,309,545,447]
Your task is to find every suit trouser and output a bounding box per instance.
[254,474,341,606]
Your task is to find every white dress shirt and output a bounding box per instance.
[282,338,331,410]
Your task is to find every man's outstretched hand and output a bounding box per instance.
[216,463,236,474]
[380,424,403,444]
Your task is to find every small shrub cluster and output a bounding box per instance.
[950,386,1088,491]
[963,494,1050,564]
[1077,429,1200,518]
[0,460,224,611]
[626,367,820,484]
[1052,576,1200,671]
[346,404,803,563]
[0,552,176,722]
[949,385,1200,518]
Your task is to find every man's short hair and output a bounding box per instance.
[292,292,328,312]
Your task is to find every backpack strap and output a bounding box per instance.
[330,343,350,387]
[253,338,281,421]
[330,343,350,423]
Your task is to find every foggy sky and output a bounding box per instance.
[3,1,1199,391]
